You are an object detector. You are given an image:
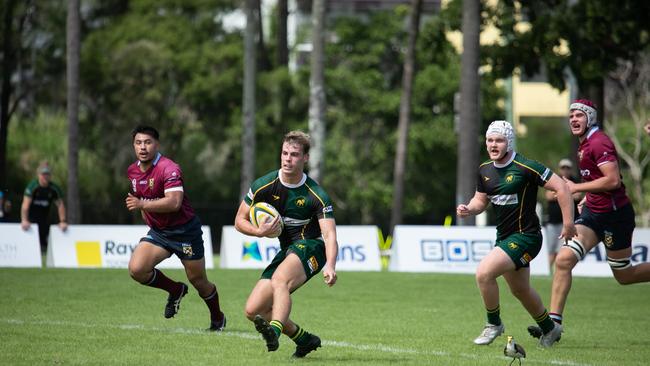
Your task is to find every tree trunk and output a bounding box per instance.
[0,0,17,190]
[390,0,423,233]
[582,81,605,127]
[276,0,289,68]
[256,0,271,72]
[66,0,81,224]
[456,0,481,226]
[275,0,289,124]
[308,0,326,182]
[241,0,257,198]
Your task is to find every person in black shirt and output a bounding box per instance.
[20,162,67,253]
[544,159,581,272]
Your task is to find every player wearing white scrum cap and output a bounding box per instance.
[457,120,575,348]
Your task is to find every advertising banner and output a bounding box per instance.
[48,225,214,269]
[389,226,550,276]
[220,225,381,271]
[0,223,42,267]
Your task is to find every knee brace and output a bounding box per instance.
[563,238,586,260]
[607,256,632,271]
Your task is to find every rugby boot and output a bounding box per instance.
[527,325,562,342]
[164,283,188,318]
[539,323,563,348]
[292,333,321,358]
[254,315,279,352]
[208,313,227,332]
[473,323,504,345]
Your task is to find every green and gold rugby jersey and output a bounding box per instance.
[244,170,334,248]
[477,153,553,241]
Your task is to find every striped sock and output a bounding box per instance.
[535,310,555,334]
[549,312,563,324]
[290,325,310,346]
[486,305,502,326]
[269,320,283,337]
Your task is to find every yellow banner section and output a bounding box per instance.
[75,241,102,267]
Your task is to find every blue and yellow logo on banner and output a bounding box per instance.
[242,241,262,261]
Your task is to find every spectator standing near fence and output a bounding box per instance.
[20,162,67,253]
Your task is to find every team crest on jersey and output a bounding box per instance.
[307,256,319,274]
[603,231,614,247]
[578,150,584,162]
[182,243,194,256]
[508,242,518,250]
[295,244,305,250]
[295,197,306,207]
[505,174,514,183]
[131,179,137,192]
[148,178,155,188]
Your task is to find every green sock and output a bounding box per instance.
[486,305,502,326]
[290,325,310,346]
[269,320,283,337]
[535,310,555,334]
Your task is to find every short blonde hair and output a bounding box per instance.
[282,131,311,155]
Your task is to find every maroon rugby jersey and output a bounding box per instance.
[127,153,195,229]
[578,128,630,213]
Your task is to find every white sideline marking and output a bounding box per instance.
[1,318,592,366]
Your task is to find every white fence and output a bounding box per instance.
[47,224,214,269]
[220,225,382,271]
[0,223,42,267]
[3,222,649,277]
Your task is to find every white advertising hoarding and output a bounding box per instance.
[390,226,650,277]
[48,225,214,269]
[389,226,550,276]
[0,223,42,267]
[220,225,381,271]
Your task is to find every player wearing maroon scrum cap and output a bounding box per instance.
[529,100,650,339]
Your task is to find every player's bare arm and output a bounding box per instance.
[563,161,621,194]
[319,218,338,287]
[56,199,68,231]
[20,195,32,230]
[234,200,281,237]
[543,174,576,240]
[456,191,489,218]
[125,190,183,213]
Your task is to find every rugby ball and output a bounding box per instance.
[249,202,283,238]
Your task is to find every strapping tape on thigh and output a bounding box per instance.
[563,238,586,260]
[607,256,632,270]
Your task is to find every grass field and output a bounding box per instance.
[1,263,649,365]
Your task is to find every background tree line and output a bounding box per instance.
[1,0,649,242]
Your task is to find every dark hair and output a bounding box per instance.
[131,125,160,141]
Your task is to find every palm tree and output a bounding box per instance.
[456,0,481,226]
[241,0,257,198]
[0,0,17,190]
[390,0,423,232]
[308,0,326,182]
[66,0,81,223]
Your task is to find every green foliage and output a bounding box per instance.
[2,267,650,365]
[4,2,505,230]
[483,0,650,92]
[7,109,115,220]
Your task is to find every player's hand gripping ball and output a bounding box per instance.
[249,202,283,238]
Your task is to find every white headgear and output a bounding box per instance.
[485,120,515,152]
[569,100,598,128]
